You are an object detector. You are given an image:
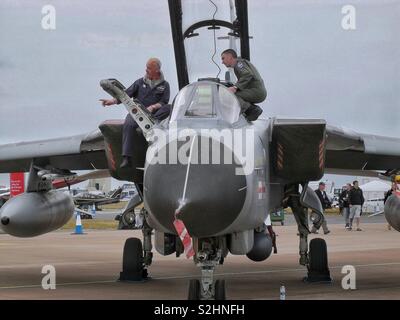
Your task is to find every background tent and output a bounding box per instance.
[359,180,391,213]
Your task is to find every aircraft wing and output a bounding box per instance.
[52,169,111,189]
[0,129,108,173]
[325,124,400,175]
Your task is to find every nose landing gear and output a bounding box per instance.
[188,239,227,300]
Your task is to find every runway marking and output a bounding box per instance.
[0,261,118,270]
[0,280,116,290]
[1,261,400,290]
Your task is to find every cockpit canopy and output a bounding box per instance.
[168,0,250,89]
[170,81,241,124]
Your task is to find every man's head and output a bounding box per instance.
[346,183,352,190]
[353,180,359,188]
[146,57,161,80]
[221,49,238,68]
[319,182,325,191]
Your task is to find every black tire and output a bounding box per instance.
[281,221,284,226]
[308,238,329,273]
[122,237,144,274]
[188,279,201,300]
[214,280,226,300]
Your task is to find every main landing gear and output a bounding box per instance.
[304,238,332,283]
[119,217,153,282]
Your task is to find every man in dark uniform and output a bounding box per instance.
[282,183,310,265]
[221,49,266,121]
[100,58,170,168]
[339,183,351,229]
[310,182,331,234]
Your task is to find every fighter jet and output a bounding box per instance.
[1,0,400,300]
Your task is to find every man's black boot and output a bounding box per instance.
[120,156,132,169]
[245,104,263,121]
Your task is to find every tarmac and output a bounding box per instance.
[0,219,399,300]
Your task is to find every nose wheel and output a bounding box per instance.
[188,279,201,300]
[214,279,226,300]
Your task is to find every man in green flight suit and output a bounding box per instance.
[221,49,267,121]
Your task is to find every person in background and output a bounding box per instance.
[348,180,364,231]
[264,214,278,254]
[339,183,352,229]
[310,182,331,234]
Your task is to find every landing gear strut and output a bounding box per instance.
[285,186,310,266]
[188,239,227,300]
[284,183,332,282]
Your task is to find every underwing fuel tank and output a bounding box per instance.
[0,190,74,237]
[384,193,400,232]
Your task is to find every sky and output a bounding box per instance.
[0,0,399,187]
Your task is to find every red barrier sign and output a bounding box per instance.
[10,172,25,197]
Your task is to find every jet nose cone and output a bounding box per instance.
[145,163,247,237]
[1,216,10,225]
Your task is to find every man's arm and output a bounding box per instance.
[160,82,170,105]
[235,63,254,91]
[125,81,139,100]
[148,82,170,112]
[100,79,139,107]
[325,193,332,208]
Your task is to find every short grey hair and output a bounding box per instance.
[147,57,162,70]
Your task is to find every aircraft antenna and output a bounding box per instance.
[209,0,221,79]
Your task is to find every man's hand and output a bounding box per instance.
[147,103,161,113]
[228,86,237,94]
[99,98,117,107]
